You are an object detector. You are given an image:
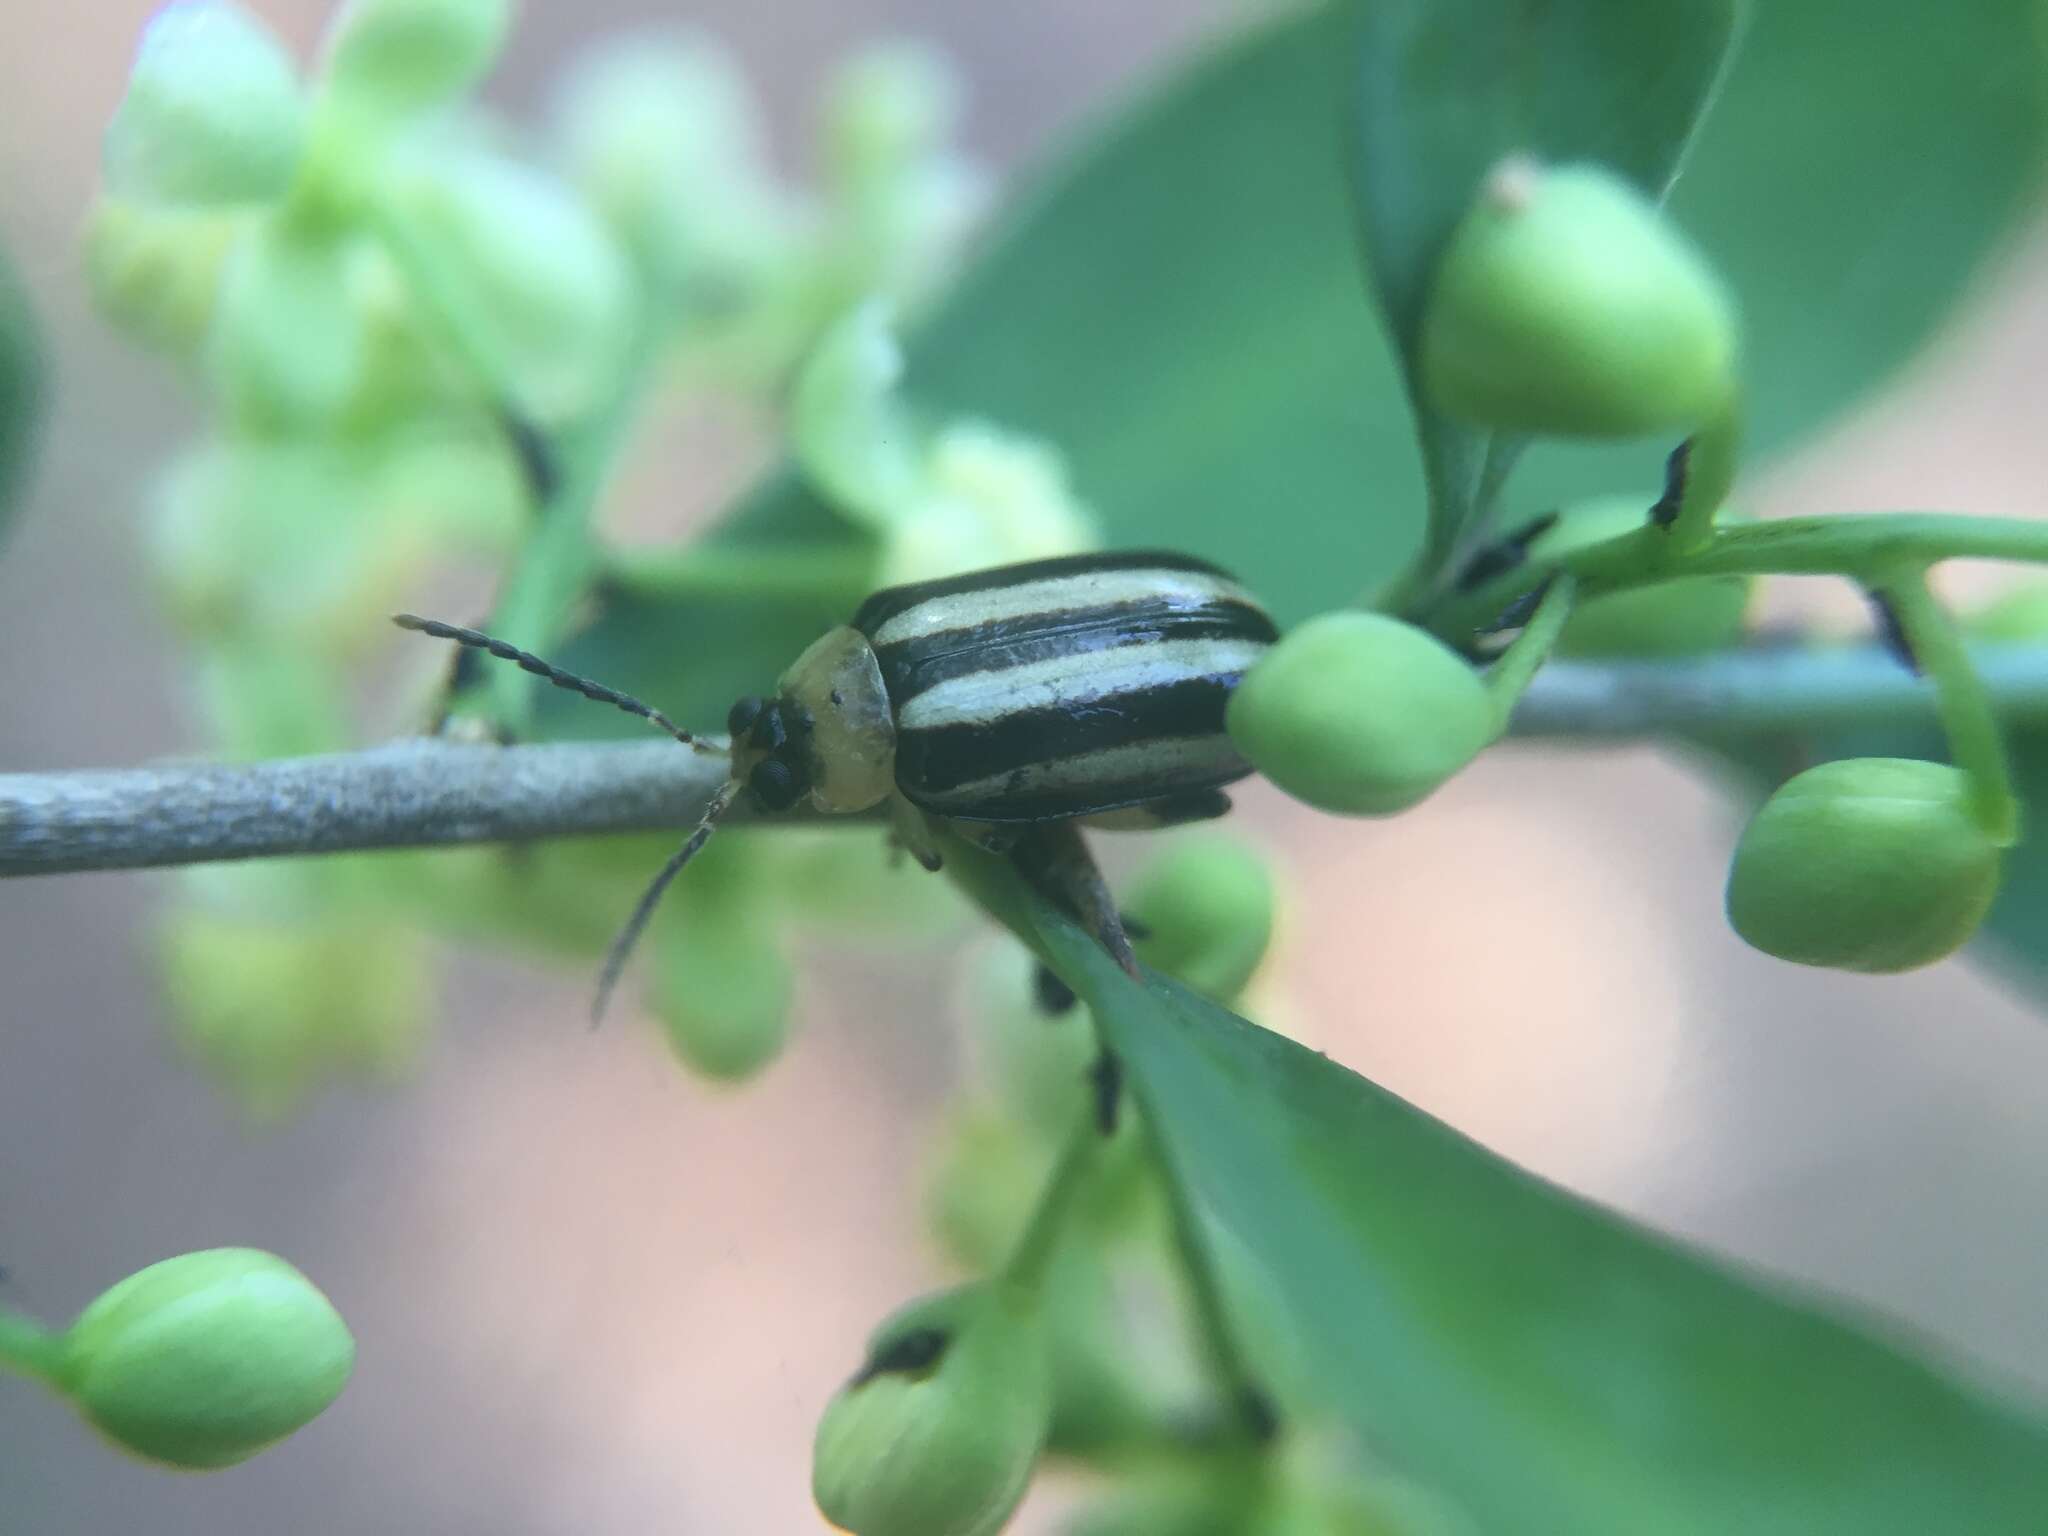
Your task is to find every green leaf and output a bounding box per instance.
[554,1,2048,726]
[1023,896,2048,1534]
[1348,0,1738,560]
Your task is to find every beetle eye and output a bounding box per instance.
[749,707,788,753]
[726,696,765,740]
[748,757,804,812]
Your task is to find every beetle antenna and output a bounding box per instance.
[393,613,715,752]
[591,779,740,1026]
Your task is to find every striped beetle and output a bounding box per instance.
[399,550,1278,1019]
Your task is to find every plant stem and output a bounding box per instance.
[1148,1120,1277,1442]
[1484,573,1578,730]
[366,200,521,416]
[1001,1113,1102,1300]
[1878,572,2022,845]
[0,1307,65,1387]
[10,643,2048,878]
[1427,511,2048,644]
[369,197,671,732]
[1377,414,1484,612]
[475,304,670,734]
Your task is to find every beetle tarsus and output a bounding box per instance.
[1090,1050,1123,1135]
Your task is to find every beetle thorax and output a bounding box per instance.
[729,626,897,815]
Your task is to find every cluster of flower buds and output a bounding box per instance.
[1222,159,1752,823]
[793,302,1104,584]
[1232,151,2012,983]
[89,0,996,1112]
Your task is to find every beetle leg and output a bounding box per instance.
[1009,821,1138,978]
[889,794,945,873]
[1008,821,1135,1134]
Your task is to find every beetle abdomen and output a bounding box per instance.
[853,552,1278,822]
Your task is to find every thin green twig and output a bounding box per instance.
[1428,512,2048,644]
[472,293,672,734]
[0,1306,66,1387]
[1001,1113,1103,1300]
[1485,573,1578,730]
[1879,571,2022,845]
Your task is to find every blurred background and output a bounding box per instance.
[5,3,2048,1532]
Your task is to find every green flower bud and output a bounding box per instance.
[551,32,790,285]
[645,831,793,1082]
[385,147,632,423]
[649,894,793,1083]
[1420,158,1736,438]
[827,44,963,186]
[149,443,418,648]
[1725,758,2002,973]
[885,419,1100,586]
[104,1,307,208]
[823,44,987,302]
[318,0,510,122]
[814,1283,1050,1536]
[207,220,366,427]
[84,201,237,357]
[1126,834,1276,1001]
[61,1249,353,1469]
[163,879,431,1120]
[794,301,925,529]
[1530,497,1751,658]
[1228,612,1496,815]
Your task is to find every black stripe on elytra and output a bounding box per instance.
[913,742,1253,822]
[898,673,1243,796]
[877,606,1273,701]
[851,550,1236,637]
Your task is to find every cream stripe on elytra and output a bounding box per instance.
[869,566,1248,648]
[897,638,1269,731]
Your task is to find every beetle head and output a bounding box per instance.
[731,626,896,816]
[726,695,816,813]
